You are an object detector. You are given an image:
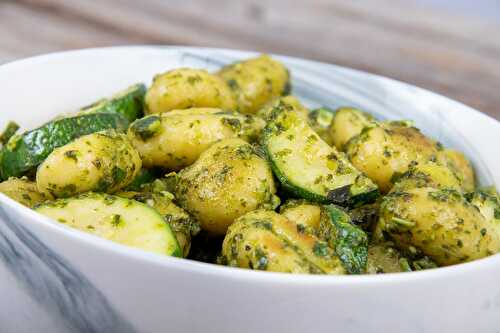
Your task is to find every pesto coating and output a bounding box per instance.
[36,130,141,198]
[176,138,279,235]
[218,55,290,114]
[145,68,236,114]
[128,108,265,171]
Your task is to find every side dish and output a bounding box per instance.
[0,54,498,275]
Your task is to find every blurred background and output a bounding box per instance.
[1,0,499,119]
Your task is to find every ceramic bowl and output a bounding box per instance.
[0,46,499,333]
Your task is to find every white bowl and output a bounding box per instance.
[0,46,499,333]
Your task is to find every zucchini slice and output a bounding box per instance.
[262,105,378,207]
[320,205,369,274]
[0,112,129,180]
[80,83,146,122]
[35,193,181,257]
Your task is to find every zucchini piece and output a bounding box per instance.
[80,84,146,122]
[35,193,181,257]
[0,112,129,180]
[319,205,369,274]
[262,104,379,207]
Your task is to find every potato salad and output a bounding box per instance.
[0,54,497,275]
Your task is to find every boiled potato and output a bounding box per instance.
[221,209,345,274]
[329,107,375,151]
[346,123,441,193]
[218,55,290,114]
[0,177,47,207]
[117,191,200,257]
[37,130,141,198]
[392,162,463,192]
[128,108,265,171]
[378,187,500,266]
[280,200,322,230]
[441,149,475,192]
[257,95,309,121]
[145,68,236,114]
[176,138,279,235]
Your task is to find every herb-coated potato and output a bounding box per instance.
[36,130,141,198]
[221,209,345,274]
[218,55,290,114]
[378,187,500,265]
[468,188,500,235]
[257,95,309,121]
[145,68,236,114]
[346,123,441,193]
[117,191,200,257]
[176,138,279,235]
[329,107,375,151]
[128,108,265,171]
[0,177,47,207]
[392,162,463,192]
[441,149,475,192]
[279,200,322,230]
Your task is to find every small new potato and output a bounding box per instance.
[441,149,475,192]
[257,95,309,121]
[378,187,500,266]
[222,209,345,274]
[280,200,322,230]
[329,107,375,151]
[346,123,441,193]
[218,55,290,114]
[0,177,47,207]
[36,130,141,198]
[176,138,279,235]
[392,162,463,192]
[128,108,265,170]
[145,68,236,114]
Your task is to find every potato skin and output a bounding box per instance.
[0,177,47,207]
[36,130,141,198]
[218,55,290,114]
[441,149,475,192]
[128,108,265,171]
[222,209,344,274]
[329,107,374,151]
[366,243,406,274]
[176,138,279,235]
[346,124,441,193]
[145,68,236,114]
[257,95,309,121]
[378,187,500,266]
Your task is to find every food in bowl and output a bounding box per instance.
[0,53,498,276]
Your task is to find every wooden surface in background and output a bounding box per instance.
[1,0,499,119]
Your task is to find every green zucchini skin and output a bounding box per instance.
[81,83,146,123]
[320,204,369,274]
[0,112,129,180]
[123,168,159,192]
[261,103,379,207]
[35,192,182,257]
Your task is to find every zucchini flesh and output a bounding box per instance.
[0,112,129,180]
[35,193,181,257]
[80,83,146,123]
[320,205,369,274]
[262,105,378,206]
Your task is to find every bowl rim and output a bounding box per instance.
[1,45,499,285]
